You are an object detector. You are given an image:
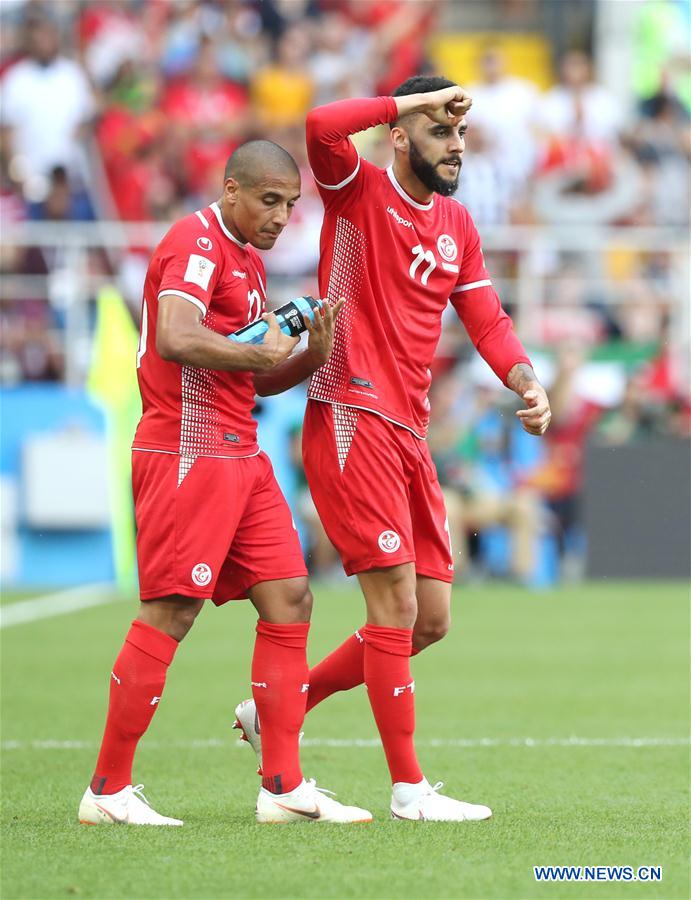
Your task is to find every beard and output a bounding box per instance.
[408,138,461,197]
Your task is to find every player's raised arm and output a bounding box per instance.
[306,96,398,190]
[157,296,298,372]
[393,84,472,124]
[306,85,471,196]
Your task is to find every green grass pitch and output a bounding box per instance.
[1,581,688,899]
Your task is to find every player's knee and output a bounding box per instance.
[171,605,201,639]
[281,579,313,622]
[139,597,203,642]
[382,578,418,627]
[396,570,420,610]
[164,603,203,641]
[391,594,417,626]
[297,586,313,620]
[413,614,451,651]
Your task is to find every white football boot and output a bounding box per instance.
[78,784,183,826]
[391,779,492,822]
[256,778,372,824]
[233,698,263,771]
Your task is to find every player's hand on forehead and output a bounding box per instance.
[422,85,472,126]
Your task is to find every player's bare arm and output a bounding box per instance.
[507,363,552,436]
[157,295,298,372]
[394,85,472,125]
[254,299,344,396]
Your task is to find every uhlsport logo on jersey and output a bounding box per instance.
[378,530,401,553]
[437,234,458,262]
[191,562,212,586]
[386,206,413,228]
[197,236,213,252]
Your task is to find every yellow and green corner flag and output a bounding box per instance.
[87,285,142,592]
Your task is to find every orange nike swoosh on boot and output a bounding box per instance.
[94,803,127,824]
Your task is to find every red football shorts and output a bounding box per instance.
[132,450,307,603]
[302,400,454,580]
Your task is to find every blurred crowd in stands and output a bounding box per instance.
[1,0,689,582]
[2,0,689,227]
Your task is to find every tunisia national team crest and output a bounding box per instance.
[191,562,212,586]
[378,530,401,553]
[437,234,458,263]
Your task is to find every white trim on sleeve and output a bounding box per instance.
[451,279,492,294]
[313,155,361,190]
[158,289,207,315]
[195,210,209,228]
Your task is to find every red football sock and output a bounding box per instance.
[306,628,424,713]
[306,629,366,712]
[91,620,178,795]
[363,623,423,785]
[252,620,309,795]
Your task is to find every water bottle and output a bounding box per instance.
[228,296,323,344]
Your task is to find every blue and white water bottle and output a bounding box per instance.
[228,296,323,344]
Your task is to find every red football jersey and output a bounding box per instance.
[306,97,531,438]
[133,202,267,475]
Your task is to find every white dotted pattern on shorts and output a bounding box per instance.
[308,216,366,403]
[332,404,359,472]
[177,311,220,486]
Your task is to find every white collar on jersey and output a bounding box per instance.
[386,166,434,211]
[210,201,247,248]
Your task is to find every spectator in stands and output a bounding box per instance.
[157,0,224,77]
[308,11,362,104]
[251,23,315,128]
[428,367,543,584]
[538,50,623,149]
[343,0,438,97]
[28,166,80,222]
[533,51,642,225]
[80,1,147,91]
[0,11,96,211]
[628,89,690,226]
[597,371,668,445]
[162,37,250,197]
[524,342,602,575]
[466,44,540,188]
[454,124,513,226]
[215,3,270,84]
[257,0,320,42]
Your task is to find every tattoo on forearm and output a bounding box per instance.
[507,363,538,395]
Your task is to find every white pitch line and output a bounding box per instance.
[1,736,688,751]
[0,583,121,629]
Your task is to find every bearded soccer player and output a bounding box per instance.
[233,79,551,822]
[78,140,371,827]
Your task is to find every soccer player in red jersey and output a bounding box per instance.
[235,79,551,821]
[78,140,371,826]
